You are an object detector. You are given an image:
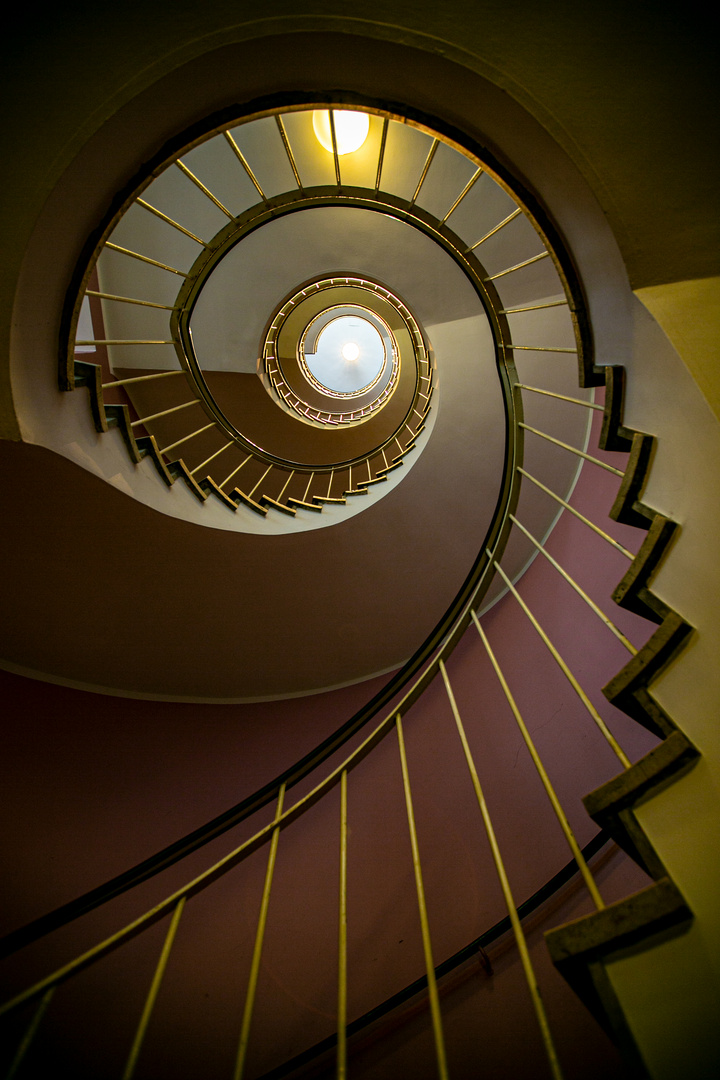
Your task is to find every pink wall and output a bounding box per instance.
[0,406,663,1078]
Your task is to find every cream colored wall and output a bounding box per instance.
[604,291,720,1079]
[636,278,720,424]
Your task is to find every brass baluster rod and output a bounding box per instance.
[374,118,389,194]
[233,785,286,1080]
[337,770,348,1080]
[440,166,483,223]
[158,423,215,457]
[396,714,449,1080]
[5,987,55,1080]
[121,897,186,1080]
[190,440,234,476]
[248,464,273,499]
[517,467,634,558]
[86,290,176,311]
[465,626,605,910]
[438,666,565,1080]
[275,115,303,191]
[175,160,235,220]
[276,470,295,502]
[130,399,200,428]
[499,299,567,314]
[509,516,637,654]
[516,384,602,408]
[510,345,578,353]
[491,559,631,769]
[136,198,208,245]
[104,243,187,277]
[77,339,174,346]
[519,423,625,477]
[220,456,252,489]
[223,131,268,203]
[409,139,439,207]
[102,370,183,390]
[468,207,521,251]
[329,110,342,188]
[485,250,549,281]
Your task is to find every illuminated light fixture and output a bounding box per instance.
[342,342,360,361]
[313,110,370,155]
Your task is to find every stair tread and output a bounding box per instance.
[358,475,388,488]
[288,498,324,513]
[261,495,297,516]
[232,489,267,516]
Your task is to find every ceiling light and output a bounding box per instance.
[313,110,370,155]
[342,342,360,361]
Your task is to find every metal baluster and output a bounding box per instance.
[517,468,634,559]
[467,207,521,251]
[396,715,449,1080]
[276,470,295,503]
[233,785,286,1080]
[461,624,605,909]
[438,670,564,1080]
[337,770,348,1080]
[485,251,549,281]
[102,370,183,390]
[440,166,483,224]
[77,339,174,347]
[223,132,268,203]
[248,465,272,500]
[86,290,176,311]
[4,987,54,1080]
[158,423,215,457]
[518,424,625,476]
[121,897,186,1080]
[190,441,234,476]
[104,243,187,278]
[374,118,389,194]
[129,399,200,428]
[509,517,637,654]
[491,559,632,769]
[220,456,252,489]
[516,385,601,406]
[136,198,208,245]
[175,161,235,219]
[328,111,342,187]
[499,300,568,314]
[275,116,303,191]
[409,139,439,208]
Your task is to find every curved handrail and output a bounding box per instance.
[0,360,520,960]
[16,101,581,958]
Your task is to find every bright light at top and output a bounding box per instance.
[342,342,360,361]
[313,110,370,155]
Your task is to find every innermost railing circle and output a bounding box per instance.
[300,307,390,397]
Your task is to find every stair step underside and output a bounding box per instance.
[288,497,324,513]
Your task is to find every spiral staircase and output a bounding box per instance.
[0,94,703,1080]
[2,12,719,1077]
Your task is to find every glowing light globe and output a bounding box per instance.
[313,110,370,155]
